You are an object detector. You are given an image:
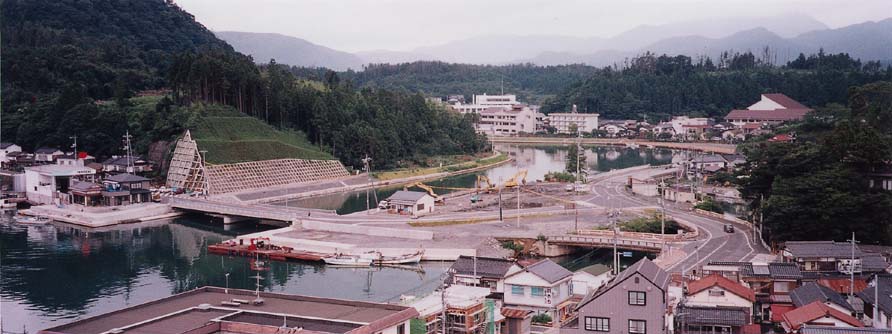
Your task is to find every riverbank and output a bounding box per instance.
[225,152,513,204]
[489,137,737,154]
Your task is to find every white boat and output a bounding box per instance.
[14,215,50,224]
[362,250,424,265]
[0,199,17,209]
[322,255,372,266]
[626,142,640,149]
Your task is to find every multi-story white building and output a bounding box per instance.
[548,105,599,134]
[476,105,538,136]
[451,94,518,114]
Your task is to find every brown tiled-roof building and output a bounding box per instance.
[726,93,813,126]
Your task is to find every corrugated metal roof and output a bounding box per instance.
[386,190,428,203]
[449,256,516,279]
[784,241,864,258]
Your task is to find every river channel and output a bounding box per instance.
[0,145,681,332]
[286,144,688,214]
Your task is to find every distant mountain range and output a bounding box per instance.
[215,31,364,70]
[216,14,892,69]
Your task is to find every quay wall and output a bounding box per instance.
[300,220,433,240]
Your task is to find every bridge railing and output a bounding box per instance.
[547,235,664,250]
[572,228,696,241]
[170,197,295,221]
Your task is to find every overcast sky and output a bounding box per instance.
[176,0,892,52]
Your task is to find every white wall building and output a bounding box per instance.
[476,105,538,136]
[25,164,96,205]
[451,94,518,114]
[669,116,711,138]
[504,259,574,324]
[571,264,613,297]
[0,143,22,166]
[548,105,599,134]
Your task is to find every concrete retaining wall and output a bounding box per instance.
[300,220,433,240]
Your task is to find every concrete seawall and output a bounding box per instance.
[299,219,433,240]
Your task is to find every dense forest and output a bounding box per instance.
[541,51,892,121]
[1,0,485,169]
[736,81,892,244]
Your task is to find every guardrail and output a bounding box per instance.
[547,235,664,251]
[573,228,695,241]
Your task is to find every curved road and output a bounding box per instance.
[586,167,769,273]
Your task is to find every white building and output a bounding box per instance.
[504,259,574,324]
[0,143,22,166]
[25,164,96,205]
[669,116,711,139]
[34,147,64,163]
[726,93,813,127]
[451,94,518,114]
[548,105,599,134]
[571,264,613,297]
[385,190,435,217]
[476,105,538,136]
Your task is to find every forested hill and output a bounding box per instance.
[1,0,249,156]
[292,62,601,104]
[540,52,892,121]
[1,0,486,170]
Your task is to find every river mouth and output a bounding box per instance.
[279,144,688,214]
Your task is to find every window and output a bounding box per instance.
[416,203,425,211]
[397,323,405,334]
[629,319,646,334]
[531,287,545,296]
[629,291,646,305]
[511,285,524,295]
[708,289,725,297]
[584,317,609,332]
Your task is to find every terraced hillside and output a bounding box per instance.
[191,109,333,164]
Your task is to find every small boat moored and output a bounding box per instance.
[14,215,50,224]
[322,254,372,266]
[362,250,424,265]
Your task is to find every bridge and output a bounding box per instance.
[168,197,334,223]
[546,235,664,253]
[488,137,737,154]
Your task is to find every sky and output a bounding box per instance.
[175,0,892,52]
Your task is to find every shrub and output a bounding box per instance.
[618,214,683,234]
[532,313,553,324]
[694,198,725,214]
[544,171,575,182]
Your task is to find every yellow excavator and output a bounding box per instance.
[503,169,528,188]
[403,182,445,204]
[476,175,496,193]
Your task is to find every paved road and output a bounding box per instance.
[585,167,770,274]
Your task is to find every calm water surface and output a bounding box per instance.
[0,216,451,332]
[1,145,673,332]
[288,145,687,214]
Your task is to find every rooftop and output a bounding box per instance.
[40,286,418,334]
[782,301,863,330]
[577,258,669,310]
[687,274,755,302]
[386,190,430,203]
[409,285,492,317]
[520,259,573,284]
[449,255,517,279]
[577,264,611,277]
[857,277,892,316]
[26,164,96,177]
[800,325,892,334]
[784,241,864,259]
[790,282,854,311]
[761,93,810,110]
[726,109,811,121]
[106,173,151,183]
[676,305,750,327]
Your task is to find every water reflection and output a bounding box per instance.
[289,145,688,214]
[0,217,449,332]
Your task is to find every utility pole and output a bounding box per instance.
[69,135,78,156]
[498,185,503,223]
[122,130,134,172]
[441,287,448,334]
[848,232,859,304]
[516,181,520,228]
[660,179,666,253]
[363,155,372,214]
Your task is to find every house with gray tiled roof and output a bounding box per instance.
[567,258,669,334]
[858,277,892,330]
[791,282,855,314]
[504,259,574,326]
[783,241,889,274]
[447,256,522,296]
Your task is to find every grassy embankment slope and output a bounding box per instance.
[191,109,333,164]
